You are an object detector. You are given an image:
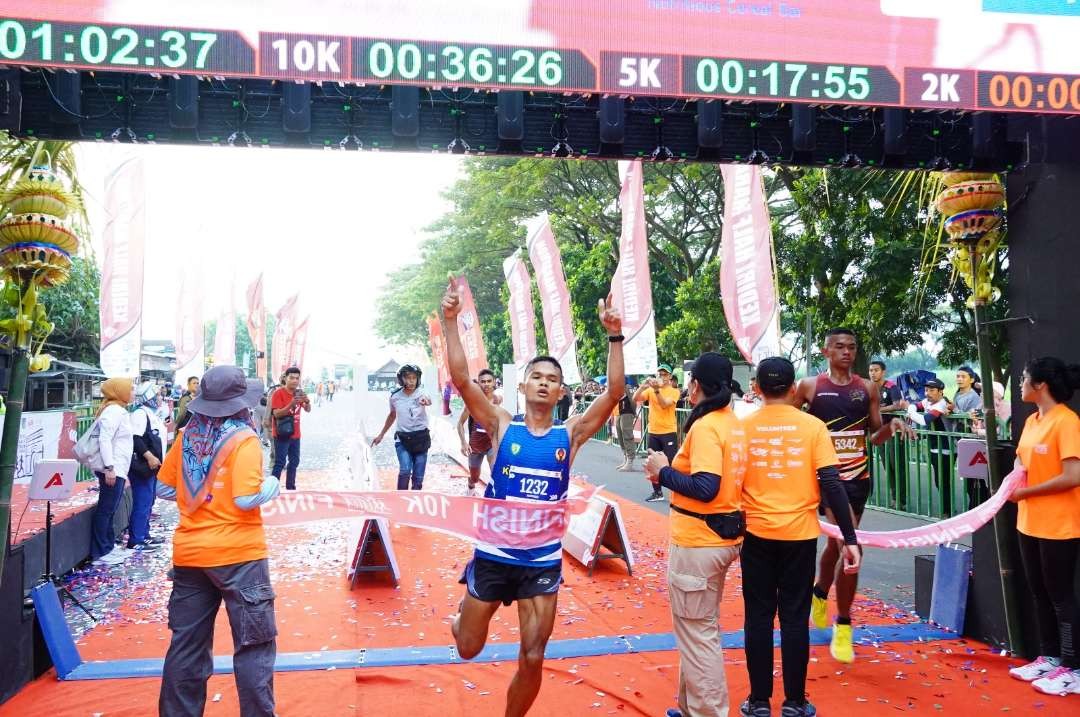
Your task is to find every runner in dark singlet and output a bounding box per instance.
[457,368,500,496]
[792,327,913,665]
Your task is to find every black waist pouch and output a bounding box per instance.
[395,428,431,454]
[671,505,746,539]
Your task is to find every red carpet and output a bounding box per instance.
[2,461,1075,715]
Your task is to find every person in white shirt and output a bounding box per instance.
[91,377,136,565]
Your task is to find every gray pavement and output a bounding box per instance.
[573,438,937,612]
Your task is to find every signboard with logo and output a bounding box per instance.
[28,459,78,501]
[956,438,991,482]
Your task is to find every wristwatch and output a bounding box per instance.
[104,465,114,471]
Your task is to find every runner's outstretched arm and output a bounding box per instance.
[569,297,624,456]
[441,278,510,437]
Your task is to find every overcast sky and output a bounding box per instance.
[77,142,464,377]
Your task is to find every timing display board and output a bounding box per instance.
[1,1,1079,113]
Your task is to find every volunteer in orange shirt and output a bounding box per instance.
[740,358,860,717]
[1005,357,1080,697]
[644,353,746,717]
[155,366,280,717]
[635,363,682,502]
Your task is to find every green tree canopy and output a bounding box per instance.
[40,256,100,365]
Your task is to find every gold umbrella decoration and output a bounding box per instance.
[0,162,80,371]
[933,172,1006,307]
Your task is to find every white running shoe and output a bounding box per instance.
[1009,656,1060,682]
[94,550,126,566]
[1032,666,1080,696]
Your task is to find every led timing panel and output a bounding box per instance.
[1,2,1080,114]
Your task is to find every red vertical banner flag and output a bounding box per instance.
[288,315,310,374]
[612,160,658,375]
[99,156,146,378]
[173,268,204,385]
[719,165,782,364]
[271,294,299,380]
[453,276,490,379]
[245,273,266,380]
[502,250,538,369]
[525,212,582,385]
[427,313,450,391]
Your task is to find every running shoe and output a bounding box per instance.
[740,698,771,716]
[1010,656,1060,682]
[780,700,817,717]
[127,541,161,552]
[830,623,855,664]
[1032,666,1080,696]
[810,593,829,629]
[93,550,127,566]
[645,490,666,502]
[665,710,683,717]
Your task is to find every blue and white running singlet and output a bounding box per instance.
[474,416,571,567]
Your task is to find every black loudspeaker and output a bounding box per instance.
[598,96,625,145]
[972,113,1002,160]
[792,104,816,152]
[697,100,723,148]
[0,68,22,132]
[168,76,199,129]
[391,85,420,138]
[884,108,908,155]
[48,71,81,125]
[497,91,524,141]
[913,553,935,619]
[282,82,312,134]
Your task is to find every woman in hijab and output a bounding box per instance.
[126,381,167,552]
[90,377,135,566]
[154,366,280,717]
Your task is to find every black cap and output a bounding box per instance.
[925,377,946,390]
[756,357,796,393]
[689,352,733,388]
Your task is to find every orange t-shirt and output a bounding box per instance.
[1016,403,1080,540]
[741,404,839,541]
[157,433,269,567]
[643,386,681,434]
[669,406,746,548]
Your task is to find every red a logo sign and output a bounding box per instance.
[44,472,64,488]
[968,452,988,467]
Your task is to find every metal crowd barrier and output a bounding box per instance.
[581,396,1004,521]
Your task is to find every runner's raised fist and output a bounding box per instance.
[598,294,622,336]
[441,275,463,321]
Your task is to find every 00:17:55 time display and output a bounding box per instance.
[693,59,871,101]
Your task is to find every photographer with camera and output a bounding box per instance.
[270,367,310,491]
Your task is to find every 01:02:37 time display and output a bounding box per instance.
[0,19,218,70]
[692,59,871,101]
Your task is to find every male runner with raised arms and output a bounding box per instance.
[792,327,912,664]
[441,277,624,717]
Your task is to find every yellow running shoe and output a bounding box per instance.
[810,593,829,629]
[830,623,854,664]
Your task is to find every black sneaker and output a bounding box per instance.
[780,700,816,717]
[128,541,162,552]
[645,490,665,503]
[741,699,771,717]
